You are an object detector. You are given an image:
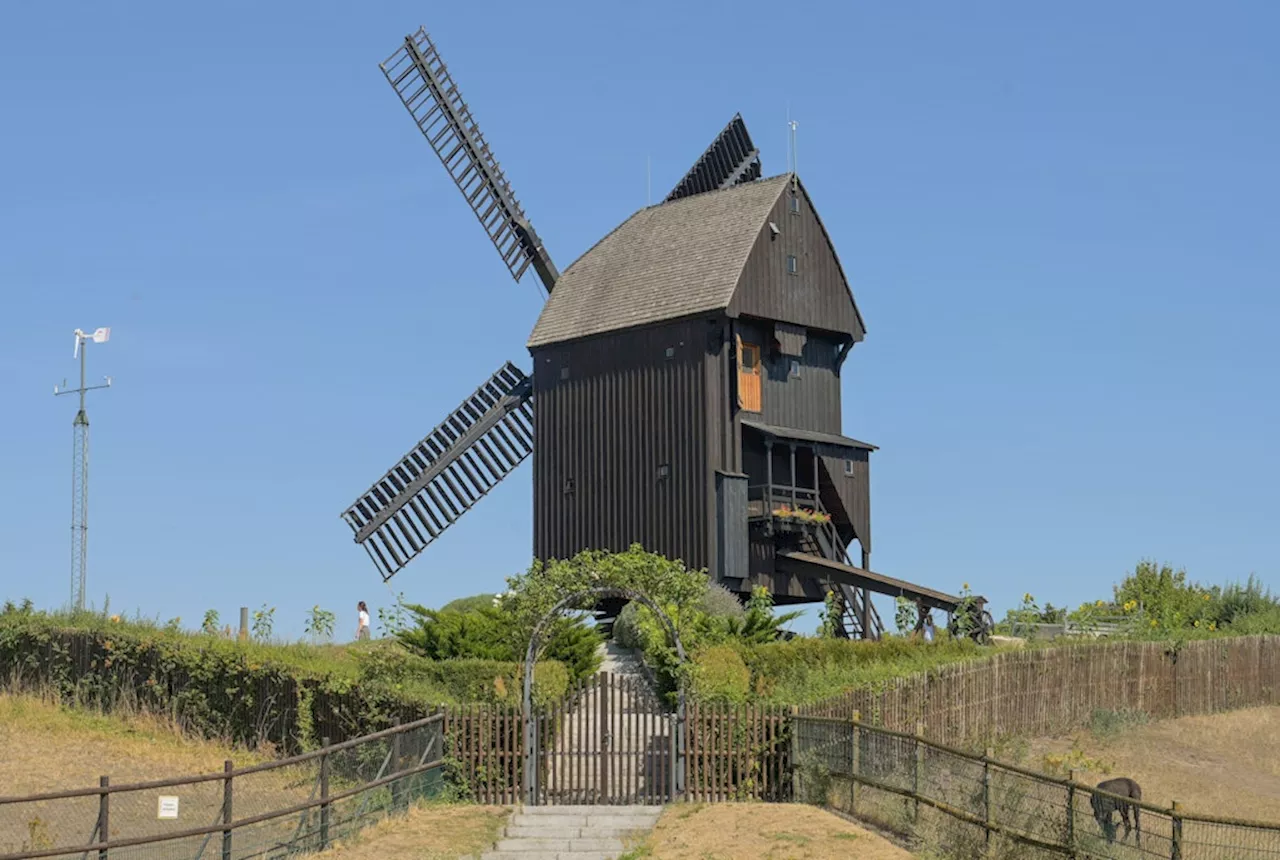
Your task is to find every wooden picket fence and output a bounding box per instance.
[439,636,1280,804]
[799,635,1280,744]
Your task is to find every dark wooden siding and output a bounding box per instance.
[735,538,827,604]
[531,317,714,572]
[733,320,844,436]
[715,471,749,581]
[819,449,871,554]
[728,182,865,342]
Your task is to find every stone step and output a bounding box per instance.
[483,854,615,860]
[505,825,645,839]
[516,804,664,815]
[494,837,624,852]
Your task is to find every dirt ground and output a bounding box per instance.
[632,802,915,859]
[315,803,509,860]
[1023,705,1280,822]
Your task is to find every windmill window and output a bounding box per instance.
[789,196,800,214]
[665,346,675,359]
[844,459,855,476]
[789,359,801,378]
[656,463,670,480]
[786,255,798,275]
[560,366,570,380]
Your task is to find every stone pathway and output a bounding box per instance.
[481,805,662,860]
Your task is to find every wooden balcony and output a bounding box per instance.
[746,484,833,532]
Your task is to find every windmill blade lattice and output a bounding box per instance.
[665,113,762,202]
[381,28,559,293]
[342,361,534,580]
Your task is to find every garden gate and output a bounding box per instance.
[523,587,686,805]
[526,671,682,805]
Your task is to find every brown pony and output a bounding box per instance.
[1091,777,1142,845]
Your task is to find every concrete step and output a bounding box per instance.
[505,825,646,839]
[483,854,615,860]
[494,837,624,852]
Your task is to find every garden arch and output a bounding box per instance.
[522,586,687,805]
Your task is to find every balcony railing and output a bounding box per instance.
[746,484,821,520]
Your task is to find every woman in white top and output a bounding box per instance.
[356,601,371,640]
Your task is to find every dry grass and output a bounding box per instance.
[1023,705,1280,821]
[625,802,916,859]
[0,692,273,795]
[0,694,310,857]
[313,803,508,860]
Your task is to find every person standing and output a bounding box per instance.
[356,601,371,641]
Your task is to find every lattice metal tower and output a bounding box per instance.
[54,327,112,612]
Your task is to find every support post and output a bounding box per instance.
[912,722,923,825]
[788,443,797,509]
[850,710,861,813]
[391,717,402,811]
[669,712,678,802]
[788,705,799,801]
[1171,800,1183,860]
[97,776,109,860]
[238,607,249,642]
[1065,769,1076,854]
[764,440,774,512]
[319,737,331,850]
[860,547,872,639]
[221,760,233,860]
[983,747,994,855]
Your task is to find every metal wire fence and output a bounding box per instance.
[0,715,446,860]
[793,714,1280,860]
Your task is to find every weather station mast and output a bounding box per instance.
[53,327,112,613]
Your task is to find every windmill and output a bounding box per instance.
[341,26,991,641]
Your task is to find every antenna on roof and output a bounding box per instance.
[788,119,799,178]
[647,154,651,206]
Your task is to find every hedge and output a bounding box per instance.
[0,613,568,754]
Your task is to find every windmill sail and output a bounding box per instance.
[381,28,559,293]
[665,113,762,202]
[341,361,534,580]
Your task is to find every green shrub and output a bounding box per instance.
[395,597,601,684]
[0,606,569,752]
[612,601,644,650]
[700,583,745,621]
[738,636,986,705]
[686,644,750,704]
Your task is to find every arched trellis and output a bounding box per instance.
[522,586,687,805]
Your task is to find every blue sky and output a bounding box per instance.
[1,2,1276,640]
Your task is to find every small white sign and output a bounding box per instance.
[158,796,180,820]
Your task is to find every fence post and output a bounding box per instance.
[391,717,402,812]
[319,736,331,850]
[221,760,233,860]
[97,776,109,860]
[238,607,249,642]
[1065,768,1076,856]
[788,705,799,802]
[1171,800,1183,860]
[912,722,923,826]
[851,710,861,814]
[983,747,993,856]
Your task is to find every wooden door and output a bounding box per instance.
[737,336,762,412]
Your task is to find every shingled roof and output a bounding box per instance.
[526,174,793,349]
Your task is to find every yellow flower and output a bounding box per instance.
[1209,622,1217,631]
[1096,600,1104,607]
[962,582,970,591]
[1150,619,1158,628]
[1203,594,1211,601]
[1023,593,1034,603]
[109,614,120,623]
[1194,620,1201,628]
